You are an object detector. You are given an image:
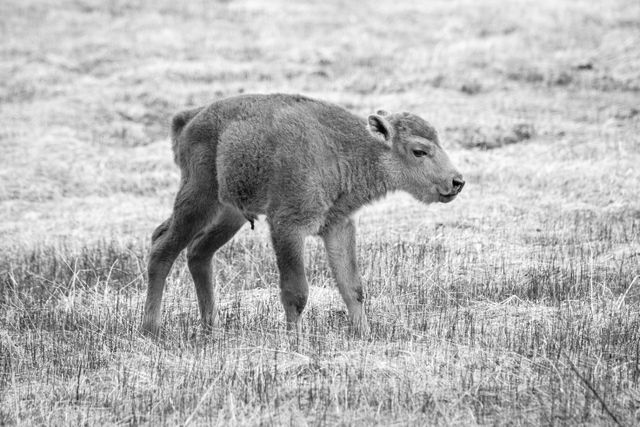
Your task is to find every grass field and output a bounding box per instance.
[1,0,639,425]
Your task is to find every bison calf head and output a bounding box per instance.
[368,110,464,204]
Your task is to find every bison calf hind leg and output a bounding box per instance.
[143,184,217,336]
[186,206,246,331]
[151,217,172,244]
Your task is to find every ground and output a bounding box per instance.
[1,0,639,425]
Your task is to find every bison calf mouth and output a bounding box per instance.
[438,193,458,203]
[438,177,465,203]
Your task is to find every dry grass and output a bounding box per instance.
[1,0,639,425]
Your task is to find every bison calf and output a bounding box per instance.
[143,93,464,336]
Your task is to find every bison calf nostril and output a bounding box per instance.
[452,178,465,192]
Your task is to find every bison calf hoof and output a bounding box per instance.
[141,321,161,338]
[201,312,222,333]
[351,314,370,337]
[286,320,303,334]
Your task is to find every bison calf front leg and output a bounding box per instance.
[270,227,309,333]
[322,218,370,336]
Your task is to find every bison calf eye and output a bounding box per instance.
[412,149,428,158]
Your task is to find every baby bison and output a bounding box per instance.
[143,93,464,336]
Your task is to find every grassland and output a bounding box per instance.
[1,0,639,425]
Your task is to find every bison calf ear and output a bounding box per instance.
[368,114,394,143]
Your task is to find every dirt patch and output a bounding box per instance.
[447,123,536,150]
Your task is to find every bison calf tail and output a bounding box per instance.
[170,106,205,166]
